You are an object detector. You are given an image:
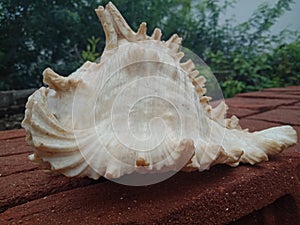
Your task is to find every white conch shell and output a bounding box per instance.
[22,2,297,182]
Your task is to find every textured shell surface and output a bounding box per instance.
[22,2,297,185]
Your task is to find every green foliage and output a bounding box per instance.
[268,39,300,85]
[220,80,245,98]
[0,0,102,89]
[81,36,101,62]
[0,0,299,99]
[198,0,300,97]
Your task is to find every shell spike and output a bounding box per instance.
[174,52,184,62]
[166,34,182,53]
[106,1,136,40]
[200,96,212,104]
[166,34,182,45]
[189,70,199,79]
[95,6,117,50]
[43,68,65,91]
[151,28,162,40]
[180,59,195,72]
[43,68,80,92]
[194,75,206,87]
[137,22,147,36]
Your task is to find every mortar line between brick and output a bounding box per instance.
[240,100,300,120]
[0,135,25,141]
[0,168,38,178]
[0,179,106,214]
[241,117,299,127]
[0,150,33,158]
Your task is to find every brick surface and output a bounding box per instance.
[287,86,300,90]
[226,107,258,118]
[293,126,300,142]
[262,87,300,95]
[224,97,297,111]
[0,138,33,157]
[0,129,25,140]
[0,152,299,225]
[266,91,300,96]
[278,104,300,110]
[239,119,300,144]
[0,170,98,213]
[262,87,297,92]
[0,87,299,225]
[247,108,300,126]
[236,91,300,100]
[238,119,282,132]
[0,153,37,177]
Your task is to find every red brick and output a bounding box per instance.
[239,119,282,132]
[0,151,299,225]
[270,91,300,96]
[227,107,258,118]
[236,91,300,100]
[239,120,300,145]
[287,86,300,90]
[0,129,25,140]
[293,126,300,144]
[262,87,295,92]
[224,97,297,111]
[0,138,33,157]
[0,170,98,213]
[0,153,37,177]
[247,108,300,126]
[262,87,300,95]
[278,105,300,110]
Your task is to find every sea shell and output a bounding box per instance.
[22,2,297,183]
